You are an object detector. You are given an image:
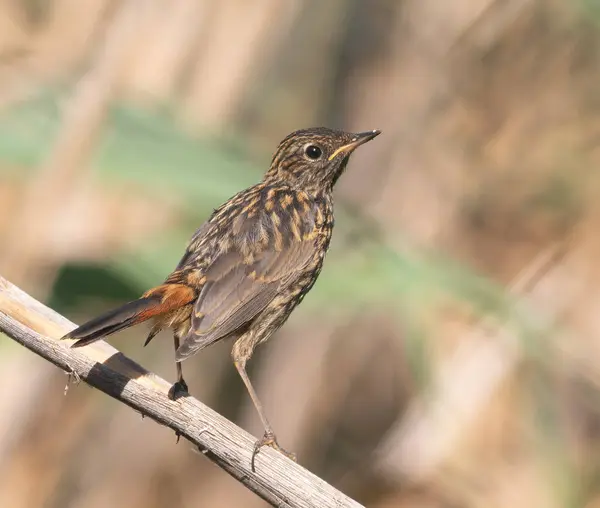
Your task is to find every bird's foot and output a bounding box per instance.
[168,379,189,441]
[168,379,189,401]
[251,431,296,472]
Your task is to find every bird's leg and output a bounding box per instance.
[168,333,189,401]
[170,333,190,443]
[233,354,297,471]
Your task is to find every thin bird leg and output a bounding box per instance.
[169,333,189,401]
[234,359,274,432]
[233,358,297,471]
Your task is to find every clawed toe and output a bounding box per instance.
[168,380,189,401]
[251,431,296,472]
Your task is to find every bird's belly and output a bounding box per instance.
[253,264,322,340]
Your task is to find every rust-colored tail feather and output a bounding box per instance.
[61,283,195,348]
[63,296,162,348]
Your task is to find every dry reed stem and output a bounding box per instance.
[0,275,364,508]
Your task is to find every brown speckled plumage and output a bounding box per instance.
[62,126,380,467]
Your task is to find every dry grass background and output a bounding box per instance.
[1,0,600,507]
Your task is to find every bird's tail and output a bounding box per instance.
[61,283,195,348]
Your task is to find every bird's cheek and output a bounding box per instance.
[330,160,349,187]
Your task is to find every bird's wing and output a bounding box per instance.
[176,207,317,360]
[172,220,213,272]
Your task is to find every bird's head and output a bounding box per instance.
[264,127,381,194]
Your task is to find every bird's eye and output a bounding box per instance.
[304,144,322,160]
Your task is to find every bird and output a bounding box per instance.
[61,126,381,468]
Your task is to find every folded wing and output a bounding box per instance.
[176,206,316,360]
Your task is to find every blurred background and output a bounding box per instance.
[1,0,600,506]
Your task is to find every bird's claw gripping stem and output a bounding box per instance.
[168,379,189,401]
[251,430,296,472]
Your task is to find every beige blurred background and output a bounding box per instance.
[2,0,600,506]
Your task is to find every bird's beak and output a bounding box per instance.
[328,130,381,161]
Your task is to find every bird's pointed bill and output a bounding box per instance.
[328,130,381,161]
